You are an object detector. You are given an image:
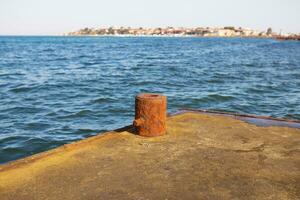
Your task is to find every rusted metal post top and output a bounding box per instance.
[134,93,167,137]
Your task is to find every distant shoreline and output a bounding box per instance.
[0,35,271,38]
[63,34,270,38]
[66,26,300,41]
[63,34,297,41]
[0,35,299,41]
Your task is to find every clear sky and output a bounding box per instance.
[0,0,299,35]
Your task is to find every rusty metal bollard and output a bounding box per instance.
[133,93,167,137]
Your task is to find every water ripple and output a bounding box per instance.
[0,36,299,164]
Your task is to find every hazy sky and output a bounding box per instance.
[0,0,299,35]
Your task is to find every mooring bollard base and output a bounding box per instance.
[134,93,167,137]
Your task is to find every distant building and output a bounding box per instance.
[217,29,236,37]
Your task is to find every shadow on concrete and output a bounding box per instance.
[114,125,137,135]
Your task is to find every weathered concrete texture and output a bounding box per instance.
[0,112,299,200]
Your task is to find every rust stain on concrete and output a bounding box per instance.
[0,112,300,200]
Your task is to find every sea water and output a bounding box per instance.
[0,36,299,163]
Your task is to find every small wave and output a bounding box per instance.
[53,57,68,61]
[24,122,51,131]
[81,61,100,66]
[0,73,25,77]
[206,78,226,84]
[91,97,116,104]
[145,56,165,60]
[76,55,89,59]
[22,137,49,145]
[42,48,55,52]
[136,63,156,67]
[45,111,58,117]
[9,86,33,93]
[193,94,235,104]
[1,106,44,114]
[246,84,287,94]
[46,108,73,117]
[243,63,256,67]
[0,135,30,147]
[61,110,94,119]
[107,107,130,114]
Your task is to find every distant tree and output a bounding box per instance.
[108,27,114,34]
[119,28,129,35]
[96,29,105,35]
[267,27,273,35]
[224,26,235,30]
[81,27,92,34]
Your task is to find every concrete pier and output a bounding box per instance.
[0,112,299,200]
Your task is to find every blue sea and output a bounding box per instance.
[0,36,300,164]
